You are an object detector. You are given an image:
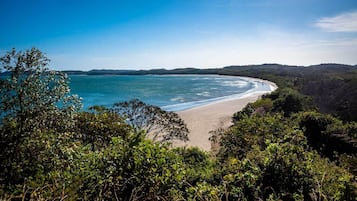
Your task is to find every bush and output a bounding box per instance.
[268,88,313,116]
[74,107,132,150]
[295,111,357,158]
[219,114,295,160]
[112,99,189,143]
[217,113,356,200]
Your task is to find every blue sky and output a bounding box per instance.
[1,0,357,70]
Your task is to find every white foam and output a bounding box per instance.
[196,91,210,97]
[221,80,249,87]
[162,78,276,111]
[170,96,185,102]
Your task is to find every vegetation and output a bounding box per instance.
[219,64,357,122]
[112,99,189,143]
[1,49,356,200]
[0,48,81,187]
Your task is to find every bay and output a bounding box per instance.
[69,75,273,111]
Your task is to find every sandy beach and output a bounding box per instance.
[174,79,277,151]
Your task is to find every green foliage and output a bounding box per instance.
[346,121,357,139]
[232,98,274,123]
[295,111,357,158]
[0,48,81,132]
[219,143,314,200]
[68,134,186,200]
[0,129,79,197]
[4,133,188,200]
[251,98,274,113]
[112,99,189,143]
[223,142,356,200]
[218,113,356,200]
[173,147,216,189]
[74,107,132,150]
[267,88,313,116]
[232,103,255,122]
[220,114,296,160]
[174,147,210,170]
[0,48,81,188]
[233,87,312,121]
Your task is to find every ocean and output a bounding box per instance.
[69,75,274,111]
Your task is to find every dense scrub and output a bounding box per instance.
[218,92,357,200]
[1,49,356,200]
[219,64,357,122]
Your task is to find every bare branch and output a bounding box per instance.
[112,99,189,143]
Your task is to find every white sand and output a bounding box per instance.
[173,79,277,151]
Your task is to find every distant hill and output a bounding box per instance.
[63,63,356,77]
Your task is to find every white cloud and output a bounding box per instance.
[315,11,357,32]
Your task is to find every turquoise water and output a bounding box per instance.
[69,75,273,111]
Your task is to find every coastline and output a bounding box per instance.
[162,75,277,112]
[173,79,277,151]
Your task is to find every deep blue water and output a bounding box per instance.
[69,75,273,111]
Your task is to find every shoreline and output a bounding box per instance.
[163,76,277,112]
[173,79,277,151]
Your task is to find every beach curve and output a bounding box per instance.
[173,78,277,151]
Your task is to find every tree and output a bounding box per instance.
[219,113,294,160]
[268,88,313,116]
[74,106,132,151]
[295,111,357,159]
[0,48,81,132]
[112,99,189,143]
[0,48,81,186]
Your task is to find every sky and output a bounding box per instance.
[1,0,357,70]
